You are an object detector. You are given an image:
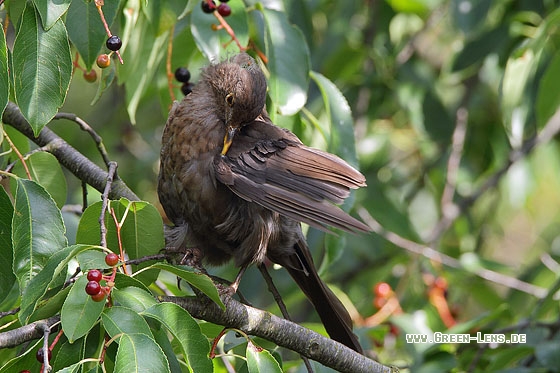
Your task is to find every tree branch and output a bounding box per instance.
[2,102,139,202]
[0,316,60,349]
[161,295,395,373]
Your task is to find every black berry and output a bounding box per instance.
[87,269,103,282]
[217,3,231,17]
[201,0,216,13]
[181,82,194,96]
[85,281,101,296]
[106,35,122,51]
[219,0,229,2]
[36,348,52,363]
[174,67,191,83]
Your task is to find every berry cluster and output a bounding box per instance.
[84,253,119,302]
[96,35,123,69]
[175,67,194,96]
[201,0,231,17]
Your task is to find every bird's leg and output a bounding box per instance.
[257,263,314,373]
[229,264,248,293]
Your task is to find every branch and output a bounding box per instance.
[161,295,395,373]
[2,102,139,202]
[0,316,60,349]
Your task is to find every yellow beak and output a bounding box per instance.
[221,126,238,155]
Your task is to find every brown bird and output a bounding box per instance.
[158,53,370,353]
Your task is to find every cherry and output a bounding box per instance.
[85,280,101,296]
[181,82,194,96]
[35,348,52,363]
[91,289,107,302]
[217,3,231,17]
[201,0,216,13]
[374,282,391,298]
[87,269,103,282]
[83,70,97,83]
[106,35,122,51]
[105,253,119,267]
[96,54,110,69]
[174,67,191,83]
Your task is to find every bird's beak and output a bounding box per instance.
[221,125,238,155]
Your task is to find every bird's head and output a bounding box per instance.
[204,53,267,155]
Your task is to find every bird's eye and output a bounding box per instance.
[225,93,235,107]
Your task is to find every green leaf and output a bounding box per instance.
[61,275,106,342]
[10,152,68,208]
[0,187,15,302]
[66,0,122,69]
[535,340,560,369]
[32,0,71,30]
[76,199,164,285]
[246,342,282,373]
[102,306,154,340]
[111,286,157,313]
[12,179,67,292]
[536,51,560,128]
[114,333,171,373]
[142,302,213,373]
[20,244,95,323]
[451,25,509,72]
[190,0,249,62]
[0,26,9,116]
[12,3,72,134]
[119,12,169,124]
[259,7,309,115]
[150,262,224,309]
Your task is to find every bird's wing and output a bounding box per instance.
[213,120,370,233]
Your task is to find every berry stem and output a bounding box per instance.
[96,3,124,64]
[166,26,176,103]
[213,10,246,51]
[109,206,129,275]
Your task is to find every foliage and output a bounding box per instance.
[1,0,560,372]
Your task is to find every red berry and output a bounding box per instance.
[373,296,386,309]
[19,370,31,373]
[217,3,231,17]
[87,269,103,282]
[85,280,101,296]
[96,54,110,68]
[201,0,216,13]
[35,348,52,363]
[83,70,97,83]
[105,253,119,267]
[106,35,122,51]
[91,290,107,302]
[374,282,391,298]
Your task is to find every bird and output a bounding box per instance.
[158,53,370,353]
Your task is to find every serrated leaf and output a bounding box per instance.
[260,7,309,115]
[66,0,122,69]
[32,0,71,30]
[190,0,249,62]
[142,302,212,373]
[61,275,106,342]
[0,26,9,116]
[19,244,95,323]
[12,3,72,134]
[10,152,67,208]
[150,262,224,309]
[114,333,171,373]
[0,187,15,301]
[12,179,67,292]
[246,342,282,373]
[102,306,154,340]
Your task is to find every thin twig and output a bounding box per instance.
[2,129,32,179]
[53,112,112,168]
[358,208,547,298]
[99,162,118,247]
[166,25,176,103]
